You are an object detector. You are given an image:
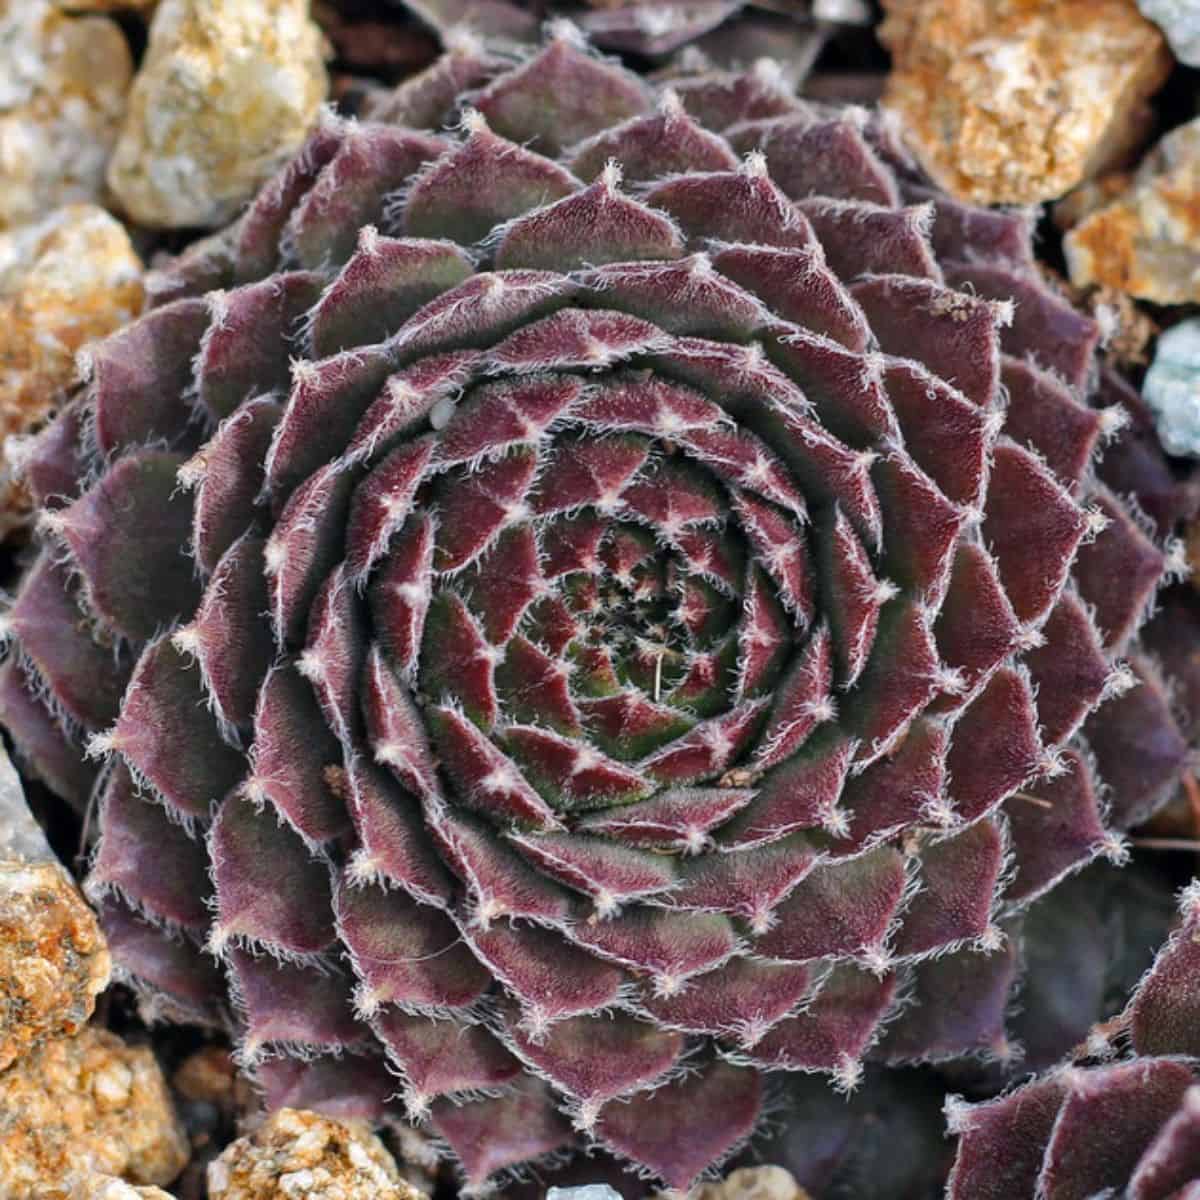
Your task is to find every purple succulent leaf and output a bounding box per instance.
[1131,884,1200,1059]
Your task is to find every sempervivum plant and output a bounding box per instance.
[0,24,1192,1191]
[947,882,1200,1200]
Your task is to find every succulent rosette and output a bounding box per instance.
[0,26,1192,1191]
[948,882,1200,1200]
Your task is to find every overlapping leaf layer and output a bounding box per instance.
[0,28,1189,1191]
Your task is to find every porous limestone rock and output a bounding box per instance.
[1065,117,1200,305]
[879,0,1171,205]
[207,1108,426,1200]
[695,1166,811,1200]
[106,0,328,229]
[1137,0,1200,65]
[0,204,143,537]
[0,743,111,1071]
[0,1027,190,1196]
[0,861,111,1072]
[0,0,133,227]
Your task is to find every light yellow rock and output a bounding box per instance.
[1064,116,1200,304]
[0,860,112,1072]
[0,1026,190,1197]
[0,204,143,537]
[107,0,328,229]
[695,1166,811,1200]
[879,0,1171,205]
[0,0,133,227]
[208,1108,427,1200]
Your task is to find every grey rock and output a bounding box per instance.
[1144,319,1200,458]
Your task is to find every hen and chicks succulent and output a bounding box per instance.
[0,20,1195,1194]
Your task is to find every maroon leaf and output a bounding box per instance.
[103,637,243,822]
[210,793,336,957]
[46,451,200,642]
[596,1060,761,1190]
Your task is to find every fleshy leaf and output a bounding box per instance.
[48,451,200,642]
[106,637,243,822]
[595,1060,761,1190]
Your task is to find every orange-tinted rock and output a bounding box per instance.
[49,0,156,9]
[0,862,111,1073]
[879,0,1171,205]
[207,1108,425,1200]
[33,1177,174,1200]
[0,743,111,1072]
[1065,117,1200,304]
[0,205,143,538]
[0,1028,190,1195]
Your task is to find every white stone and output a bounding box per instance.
[1143,318,1200,458]
[0,0,132,227]
[546,1187,623,1200]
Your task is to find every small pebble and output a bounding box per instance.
[1065,116,1200,305]
[0,204,143,537]
[547,1187,623,1200]
[0,1027,190,1196]
[107,0,328,229]
[879,0,1170,205]
[173,1044,238,1109]
[208,1108,427,1200]
[695,1166,811,1200]
[0,0,133,228]
[1143,319,1200,458]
